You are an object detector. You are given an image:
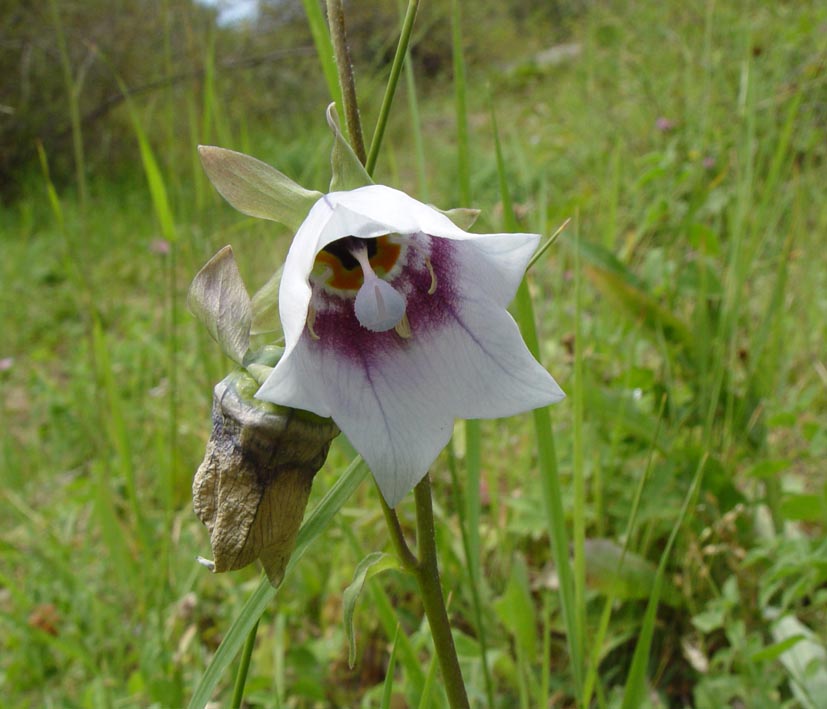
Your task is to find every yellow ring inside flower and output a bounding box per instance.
[314,235,402,291]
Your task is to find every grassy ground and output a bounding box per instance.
[2,1,827,707]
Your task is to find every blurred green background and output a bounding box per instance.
[2,1,827,707]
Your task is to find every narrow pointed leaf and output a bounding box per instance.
[327,103,372,192]
[343,552,404,668]
[188,246,252,364]
[199,145,321,230]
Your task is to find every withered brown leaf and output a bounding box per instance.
[193,370,339,587]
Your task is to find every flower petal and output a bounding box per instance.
[277,185,541,357]
[258,333,454,507]
[261,185,563,507]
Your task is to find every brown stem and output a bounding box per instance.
[325,0,367,164]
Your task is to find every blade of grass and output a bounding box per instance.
[114,72,187,571]
[490,97,584,700]
[301,0,344,115]
[572,213,588,694]
[451,5,494,704]
[380,626,401,709]
[416,649,442,709]
[400,5,428,200]
[188,456,368,709]
[366,0,420,175]
[230,618,259,708]
[451,0,470,205]
[47,0,87,207]
[582,395,667,706]
[91,317,153,555]
[621,455,707,709]
[447,443,495,704]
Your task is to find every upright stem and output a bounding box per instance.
[413,475,470,709]
[366,0,420,175]
[326,0,367,163]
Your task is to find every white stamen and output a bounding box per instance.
[351,243,407,332]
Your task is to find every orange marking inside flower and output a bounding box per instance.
[315,235,402,291]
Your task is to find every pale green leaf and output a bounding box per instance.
[188,246,252,364]
[438,207,480,230]
[250,265,283,336]
[327,103,372,192]
[199,145,321,231]
[771,614,827,708]
[343,551,404,668]
[585,538,682,608]
[493,554,537,658]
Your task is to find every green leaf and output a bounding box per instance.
[621,456,705,709]
[584,538,681,608]
[573,238,692,348]
[781,492,827,522]
[493,554,537,658]
[327,103,373,192]
[438,207,480,230]
[250,265,283,336]
[188,246,252,364]
[299,0,344,115]
[770,614,827,708]
[749,634,805,663]
[343,552,404,668]
[198,145,321,231]
[188,456,368,709]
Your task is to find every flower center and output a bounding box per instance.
[314,235,402,291]
[349,242,407,333]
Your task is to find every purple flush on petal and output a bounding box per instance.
[308,235,456,366]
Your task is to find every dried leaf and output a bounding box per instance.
[193,370,339,586]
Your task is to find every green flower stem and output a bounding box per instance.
[378,476,469,707]
[376,484,419,571]
[230,618,259,708]
[325,0,367,163]
[412,475,470,709]
[366,0,420,176]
